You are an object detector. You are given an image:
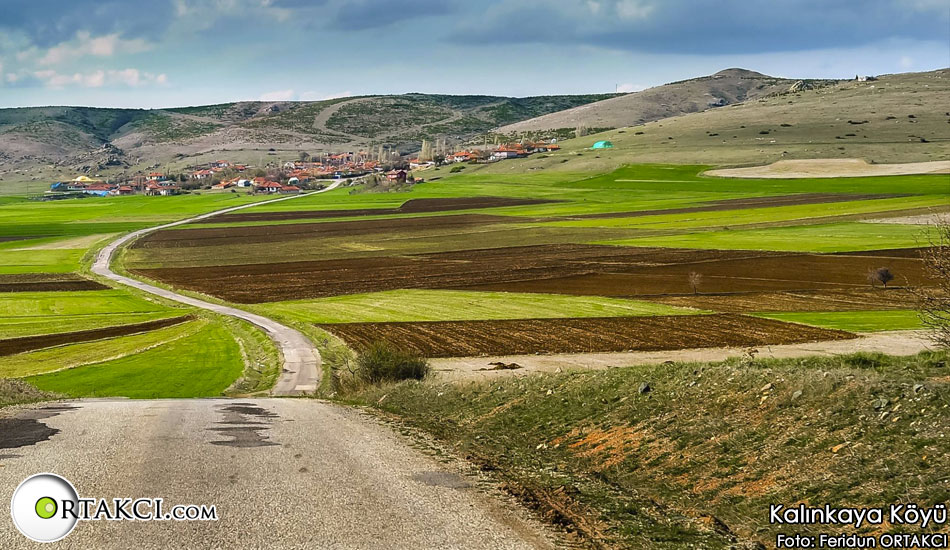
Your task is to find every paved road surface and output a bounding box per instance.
[90,185,341,395]
[0,399,556,549]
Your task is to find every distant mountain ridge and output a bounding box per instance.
[0,93,619,177]
[497,68,838,133]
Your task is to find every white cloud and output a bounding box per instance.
[586,1,602,15]
[32,68,166,89]
[260,89,296,101]
[615,0,654,20]
[899,55,914,69]
[616,82,645,93]
[38,32,153,66]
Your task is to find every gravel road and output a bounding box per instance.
[0,399,556,549]
[90,186,342,395]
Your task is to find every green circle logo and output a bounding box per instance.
[35,497,57,519]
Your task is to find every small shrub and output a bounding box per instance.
[355,342,430,384]
[449,165,466,173]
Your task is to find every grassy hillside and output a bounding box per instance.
[497,68,836,134]
[344,350,950,549]
[456,69,950,174]
[0,93,617,190]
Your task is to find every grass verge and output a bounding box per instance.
[340,350,950,549]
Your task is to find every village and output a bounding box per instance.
[43,139,563,199]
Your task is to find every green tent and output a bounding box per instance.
[591,140,614,149]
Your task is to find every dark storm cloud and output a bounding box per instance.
[330,0,462,30]
[450,0,950,54]
[0,1,176,46]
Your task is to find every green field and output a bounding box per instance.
[26,320,243,398]
[0,289,170,318]
[0,319,205,378]
[0,193,271,273]
[0,311,182,339]
[757,310,926,332]
[251,290,699,324]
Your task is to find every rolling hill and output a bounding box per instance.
[0,93,618,186]
[453,68,950,175]
[496,68,837,134]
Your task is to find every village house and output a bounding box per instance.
[109,186,134,196]
[191,169,214,180]
[146,172,164,181]
[211,179,236,190]
[491,145,524,161]
[386,170,408,183]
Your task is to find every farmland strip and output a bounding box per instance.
[0,315,195,356]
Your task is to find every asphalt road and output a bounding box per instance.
[90,185,342,395]
[0,399,556,549]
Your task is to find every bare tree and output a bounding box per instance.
[868,267,895,289]
[688,271,703,294]
[916,220,950,348]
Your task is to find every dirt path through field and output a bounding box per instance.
[430,330,933,380]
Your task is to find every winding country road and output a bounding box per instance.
[91,183,342,395]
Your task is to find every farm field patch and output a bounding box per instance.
[648,288,916,313]
[132,244,777,303]
[319,314,855,357]
[597,222,932,252]
[206,196,560,224]
[250,289,697,324]
[0,289,170,318]
[0,319,205,378]
[548,195,948,230]
[0,273,108,292]
[458,248,931,296]
[756,310,926,332]
[0,311,185,339]
[26,320,243,398]
[0,314,193,356]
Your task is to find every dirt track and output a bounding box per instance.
[320,314,855,357]
[430,330,933,380]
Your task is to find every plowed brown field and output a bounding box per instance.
[133,244,931,304]
[319,314,856,357]
[132,245,776,303]
[0,273,109,293]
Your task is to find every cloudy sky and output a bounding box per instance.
[0,0,947,108]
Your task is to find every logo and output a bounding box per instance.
[10,473,80,543]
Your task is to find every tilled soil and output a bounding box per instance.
[319,314,856,357]
[133,244,931,304]
[0,315,193,356]
[0,273,110,293]
[132,244,777,303]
